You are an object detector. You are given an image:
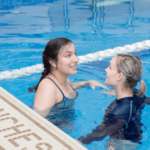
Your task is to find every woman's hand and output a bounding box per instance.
[71,79,109,90]
[100,89,116,96]
[88,80,109,90]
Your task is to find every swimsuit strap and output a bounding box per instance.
[46,77,65,98]
[67,82,74,90]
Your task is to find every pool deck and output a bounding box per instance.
[0,87,87,150]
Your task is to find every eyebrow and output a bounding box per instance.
[64,50,76,54]
[64,51,73,53]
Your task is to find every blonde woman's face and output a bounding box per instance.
[105,56,120,87]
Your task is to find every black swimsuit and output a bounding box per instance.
[46,77,78,130]
[78,88,147,144]
[46,77,78,101]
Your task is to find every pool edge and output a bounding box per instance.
[0,86,87,150]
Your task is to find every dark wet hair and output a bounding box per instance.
[28,37,72,92]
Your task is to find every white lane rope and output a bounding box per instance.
[0,40,150,80]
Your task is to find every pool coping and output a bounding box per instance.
[0,86,87,150]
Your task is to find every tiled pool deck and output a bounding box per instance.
[0,87,87,150]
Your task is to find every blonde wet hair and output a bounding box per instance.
[117,54,146,96]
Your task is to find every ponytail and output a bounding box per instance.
[28,67,50,92]
[138,80,146,96]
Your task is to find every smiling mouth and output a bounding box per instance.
[70,66,77,68]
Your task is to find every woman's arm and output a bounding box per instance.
[78,100,125,144]
[78,115,126,144]
[68,79,109,90]
[78,123,107,144]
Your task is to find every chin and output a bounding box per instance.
[105,83,114,88]
[105,80,111,87]
[105,80,107,85]
[68,70,77,75]
[72,70,77,75]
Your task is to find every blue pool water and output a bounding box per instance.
[0,0,150,149]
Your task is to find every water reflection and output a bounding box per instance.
[128,0,134,33]
[46,0,135,35]
[0,0,46,10]
[91,0,105,34]
[46,94,77,133]
[1,0,135,35]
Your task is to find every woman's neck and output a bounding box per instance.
[47,70,68,86]
[114,86,133,100]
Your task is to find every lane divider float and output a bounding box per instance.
[0,40,150,80]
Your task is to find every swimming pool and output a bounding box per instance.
[0,0,150,149]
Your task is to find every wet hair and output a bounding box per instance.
[28,37,72,92]
[117,54,146,96]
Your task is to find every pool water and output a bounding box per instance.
[0,0,150,149]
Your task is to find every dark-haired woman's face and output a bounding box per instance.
[56,43,78,76]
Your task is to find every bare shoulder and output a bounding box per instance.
[35,78,57,101]
[34,78,57,110]
[37,78,57,91]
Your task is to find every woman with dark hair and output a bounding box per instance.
[29,37,108,118]
[78,54,150,149]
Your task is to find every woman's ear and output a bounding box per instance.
[117,72,125,82]
[49,60,56,68]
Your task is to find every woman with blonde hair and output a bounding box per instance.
[78,54,150,149]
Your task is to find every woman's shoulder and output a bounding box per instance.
[113,103,130,116]
[34,78,58,113]
[37,78,57,92]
